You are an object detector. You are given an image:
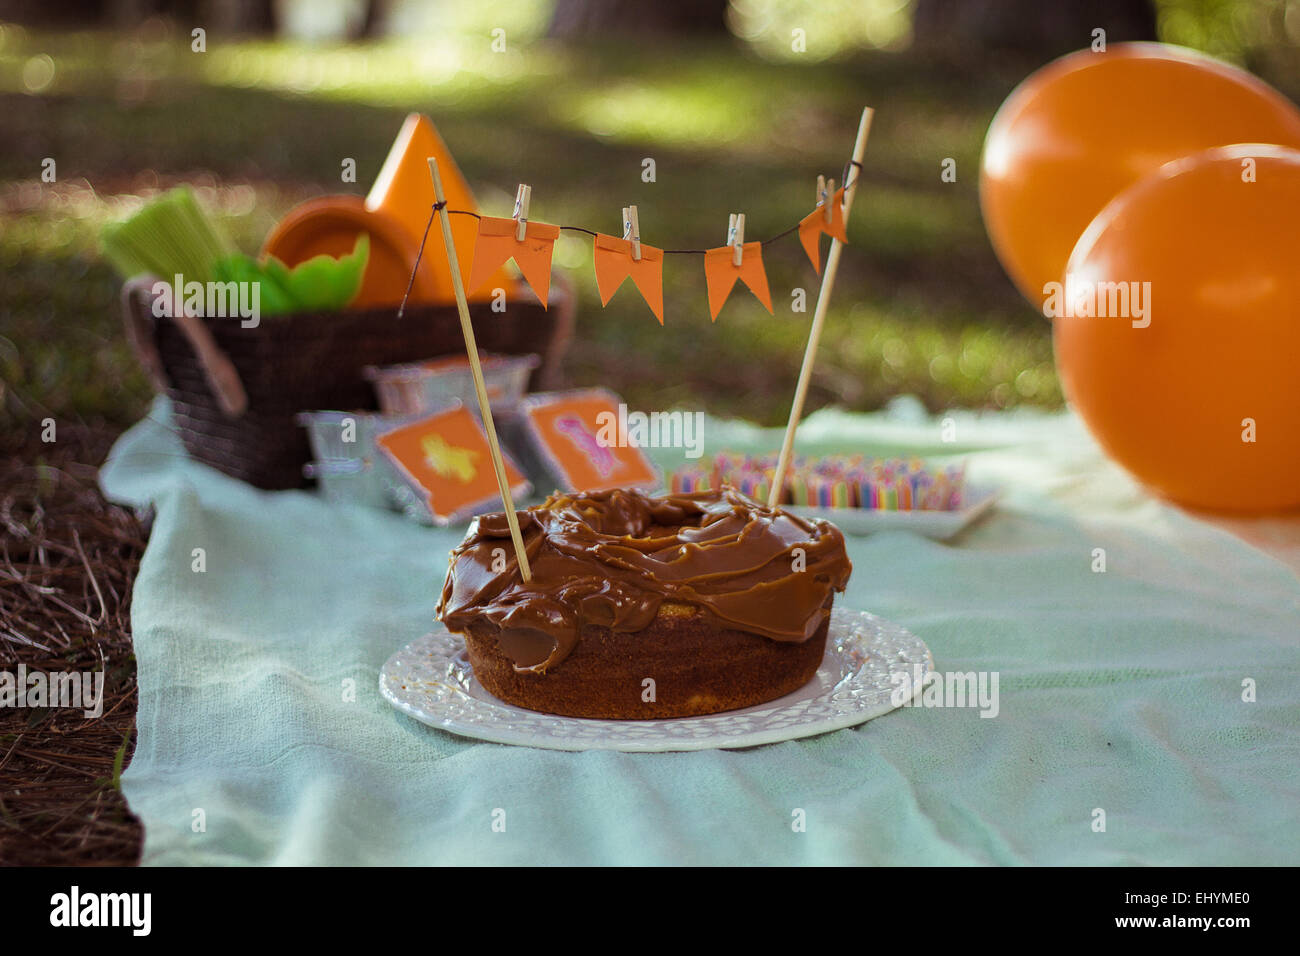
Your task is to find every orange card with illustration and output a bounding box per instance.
[797,187,848,274]
[592,234,664,324]
[467,216,561,308]
[703,242,773,321]
[520,389,659,493]
[375,406,529,525]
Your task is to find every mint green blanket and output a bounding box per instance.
[100,397,1300,865]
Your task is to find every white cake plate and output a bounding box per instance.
[379,608,933,752]
[788,485,1000,540]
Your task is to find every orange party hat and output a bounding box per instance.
[366,113,513,302]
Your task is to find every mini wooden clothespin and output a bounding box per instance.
[512,184,532,241]
[817,175,836,224]
[727,212,746,266]
[623,205,642,261]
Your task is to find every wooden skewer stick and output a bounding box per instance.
[428,157,532,582]
[767,107,874,510]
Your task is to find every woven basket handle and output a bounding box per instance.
[121,276,249,418]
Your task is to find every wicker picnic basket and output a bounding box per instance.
[121,277,575,490]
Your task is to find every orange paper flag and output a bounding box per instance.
[592,234,664,325]
[797,187,849,274]
[703,242,774,321]
[466,216,561,309]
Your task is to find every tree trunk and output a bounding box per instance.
[912,0,1156,60]
[548,0,730,39]
[352,0,386,40]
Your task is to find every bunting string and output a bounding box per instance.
[397,198,447,318]
[449,159,861,254]
[397,160,864,323]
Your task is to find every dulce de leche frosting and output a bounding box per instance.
[437,486,852,674]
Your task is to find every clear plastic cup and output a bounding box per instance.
[364,352,540,418]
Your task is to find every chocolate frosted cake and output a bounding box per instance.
[437,486,852,719]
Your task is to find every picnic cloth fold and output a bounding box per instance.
[100,396,1300,865]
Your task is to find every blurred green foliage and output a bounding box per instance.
[1,2,1296,432]
[1155,0,1300,68]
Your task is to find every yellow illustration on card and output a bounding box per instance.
[375,406,529,524]
[421,434,479,483]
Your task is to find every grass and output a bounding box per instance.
[7,19,1282,431]
[0,422,145,865]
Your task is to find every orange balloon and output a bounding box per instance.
[981,43,1300,306]
[1054,145,1300,513]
